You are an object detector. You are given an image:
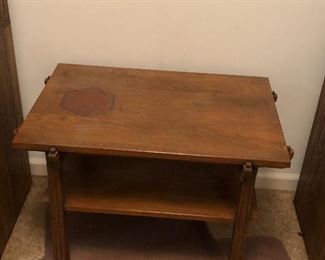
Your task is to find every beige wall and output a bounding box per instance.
[8,0,325,177]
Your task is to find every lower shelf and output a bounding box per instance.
[63,154,257,222]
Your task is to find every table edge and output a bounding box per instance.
[12,141,291,169]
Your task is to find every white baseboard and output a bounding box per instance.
[29,158,299,191]
[255,172,298,191]
[29,157,47,176]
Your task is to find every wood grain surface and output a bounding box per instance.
[13,63,290,168]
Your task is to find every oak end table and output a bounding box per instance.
[12,64,293,260]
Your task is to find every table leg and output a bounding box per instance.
[46,149,69,260]
[229,163,257,260]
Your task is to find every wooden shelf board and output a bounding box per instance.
[63,154,257,222]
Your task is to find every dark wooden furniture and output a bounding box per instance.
[0,0,31,256]
[294,77,325,260]
[13,63,292,260]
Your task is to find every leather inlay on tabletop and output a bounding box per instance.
[61,87,115,116]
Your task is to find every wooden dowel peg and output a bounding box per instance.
[272,91,278,102]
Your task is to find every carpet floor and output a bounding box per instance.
[2,176,308,260]
[42,212,291,260]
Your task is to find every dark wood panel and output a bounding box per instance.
[0,19,30,218]
[0,0,31,256]
[0,16,16,236]
[63,154,257,222]
[294,78,325,260]
[4,24,24,123]
[13,63,291,168]
[0,0,9,24]
[0,216,6,254]
[0,135,14,254]
[5,20,31,211]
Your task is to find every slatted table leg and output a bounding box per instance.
[229,162,257,260]
[46,148,69,260]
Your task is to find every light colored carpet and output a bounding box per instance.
[2,176,308,260]
[42,212,291,260]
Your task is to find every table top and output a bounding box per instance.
[13,63,290,168]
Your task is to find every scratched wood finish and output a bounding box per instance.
[0,0,31,256]
[62,154,257,222]
[12,63,290,168]
[294,78,325,260]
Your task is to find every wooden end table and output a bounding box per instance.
[12,64,292,260]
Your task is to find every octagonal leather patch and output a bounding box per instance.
[61,87,115,116]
